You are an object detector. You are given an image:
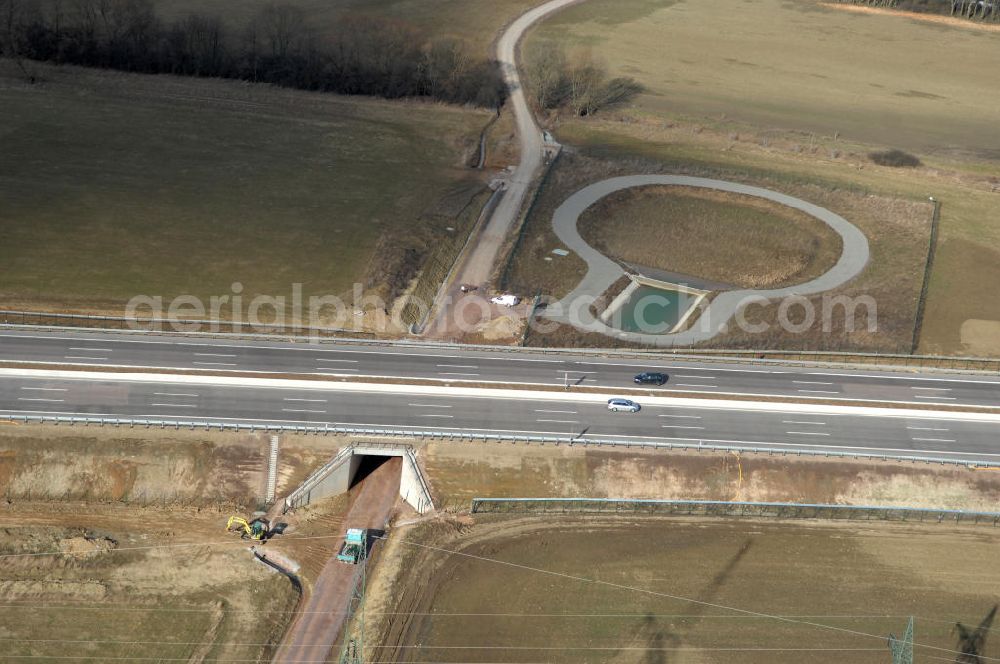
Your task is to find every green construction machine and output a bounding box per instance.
[336,528,367,564]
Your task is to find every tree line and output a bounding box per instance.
[837,0,999,22]
[0,0,507,107]
[525,42,643,116]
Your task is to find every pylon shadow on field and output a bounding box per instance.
[953,604,997,664]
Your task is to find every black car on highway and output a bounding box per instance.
[633,371,668,386]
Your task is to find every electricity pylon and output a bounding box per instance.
[888,617,914,664]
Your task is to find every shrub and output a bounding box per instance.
[869,149,922,168]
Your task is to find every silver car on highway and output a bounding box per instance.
[607,398,640,413]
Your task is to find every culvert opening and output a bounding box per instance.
[350,454,394,488]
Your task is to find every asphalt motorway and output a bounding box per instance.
[3,369,1000,463]
[3,330,1000,408]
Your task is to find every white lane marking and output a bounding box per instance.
[408,403,452,408]
[676,383,718,389]
[907,426,950,431]
[674,375,715,379]
[535,409,577,414]
[20,387,67,391]
[419,414,454,419]
[537,418,578,424]
[913,395,957,400]
[794,380,834,385]
[787,431,831,436]
[193,362,238,367]
[911,437,956,443]
[315,359,359,363]
[153,392,198,397]
[658,414,702,419]
[661,425,705,430]
[437,364,479,369]
[911,386,952,391]
[438,372,479,377]
[798,390,839,394]
[17,397,64,402]
[282,408,326,414]
[149,403,197,408]
[283,397,327,403]
[782,420,826,426]
[68,347,113,352]
[314,367,358,372]
[64,356,108,361]
[194,353,237,357]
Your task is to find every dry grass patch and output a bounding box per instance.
[372,515,1000,664]
[578,185,842,288]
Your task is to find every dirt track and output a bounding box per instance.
[273,457,401,663]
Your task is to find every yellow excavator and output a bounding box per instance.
[227,515,270,541]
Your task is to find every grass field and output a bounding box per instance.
[374,515,1000,664]
[0,62,490,317]
[578,185,842,288]
[522,0,1000,354]
[528,0,1000,161]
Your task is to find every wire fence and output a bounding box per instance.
[4,308,1000,373]
[4,413,998,469]
[470,498,1000,525]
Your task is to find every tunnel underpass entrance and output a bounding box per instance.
[283,444,434,514]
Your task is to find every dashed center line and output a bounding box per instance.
[149,403,198,408]
[408,403,452,408]
[284,398,327,403]
[794,380,834,386]
[154,392,198,397]
[787,431,831,436]
[658,414,702,419]
[537,419,578,424]
[17,397,64,402]
[535,409,577,414]
[911,386,952,391]
[674,375,715,379]
[419,414,455,419]
[64,356,108,361]
[913,395,957,400]
[68,347,113,352]
[676,383,718,389]
[314,367,358,372]
[194,353,237,357]
[436,364,479,369]
[797,390,839,394]
[193,362,238,367]
[20,387,67,392]
[660,425,705,430]
[782,420,827,426]
[315,359,359,363]
[438,372,479,377]
[282,408,326,414]
[911,437,956,443]
[907,426,949,431]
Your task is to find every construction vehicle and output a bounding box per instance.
[227,515,271,541]
[336,528,367,564]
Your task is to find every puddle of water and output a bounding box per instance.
[611,284,698,334]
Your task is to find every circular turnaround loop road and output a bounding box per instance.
[544,175,870,346]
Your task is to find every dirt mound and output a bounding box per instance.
[58,535,117,556]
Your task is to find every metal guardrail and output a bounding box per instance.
[470,498,1000,525]
[3,309,999,374]
[4,413,999,469]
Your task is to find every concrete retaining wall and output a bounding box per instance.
[284,443,433,514]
